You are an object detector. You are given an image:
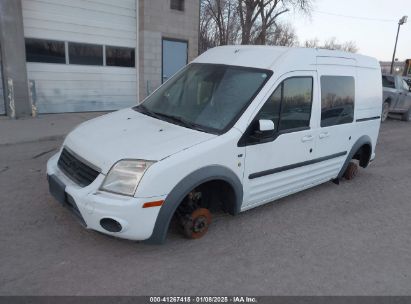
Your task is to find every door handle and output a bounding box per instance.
[301,135,314,142]
[319,132,330,139]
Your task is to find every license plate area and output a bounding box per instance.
[48,174,87,227]
[48,174,66,204]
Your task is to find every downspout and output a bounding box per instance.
[136,0,140,103]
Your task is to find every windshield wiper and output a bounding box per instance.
[152,112,208,132]
[136,104,163,120]
[137,105,209,133]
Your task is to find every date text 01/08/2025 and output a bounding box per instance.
[149,296,258,303]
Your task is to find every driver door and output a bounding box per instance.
[398,78,411,111]
[242,71,319,209]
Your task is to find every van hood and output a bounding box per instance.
[63,108,216,174]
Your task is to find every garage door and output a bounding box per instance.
[22,0,137,113]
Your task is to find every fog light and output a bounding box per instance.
[100,218,122,233]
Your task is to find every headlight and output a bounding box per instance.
[100,160,154,196]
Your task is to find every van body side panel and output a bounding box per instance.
[354,66,382,156]
[355,66,383,121]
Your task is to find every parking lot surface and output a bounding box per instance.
[1,118,411,295]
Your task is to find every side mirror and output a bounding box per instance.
[258,119,275,132]
[254,119,275,138]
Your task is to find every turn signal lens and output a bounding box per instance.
[142,200,164,208]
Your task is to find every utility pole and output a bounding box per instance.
[390,16,408,75]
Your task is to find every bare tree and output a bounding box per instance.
[323,37,340,50]
[266,22,298,46]
[323,37,359,53]
[200,0,313,52]
[237,0,261,45]
[199,2,217,53]
[202,0,239,46]
[304,37,359,53]
[254,0,311,45]
[340,40,358,53]
[304,37,319,48]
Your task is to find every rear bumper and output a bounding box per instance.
[47,153,166,241]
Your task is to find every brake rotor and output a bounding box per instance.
[344,162,358,180]
[183,208,212,239]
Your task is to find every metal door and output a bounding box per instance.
[162,39,188,83]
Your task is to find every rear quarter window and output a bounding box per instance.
[320,76,355,127]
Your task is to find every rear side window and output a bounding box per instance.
[382,75,395,89]
[257,77,313,132]
[320,76,355,127]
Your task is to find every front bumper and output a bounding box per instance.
[47,153,166,241]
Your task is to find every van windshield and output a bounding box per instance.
[134,63,271,134]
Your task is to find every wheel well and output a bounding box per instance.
[352,144,372,168]
[177,180,237,215]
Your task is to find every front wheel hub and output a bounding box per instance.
[183,208,212,239]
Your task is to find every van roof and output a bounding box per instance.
[193,45,380,71]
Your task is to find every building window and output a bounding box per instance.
[257,77,313,132]
[25,38,65,64]
[170,0,184,11]
[68,42,103,66]
[320,76,355,127]
[106,46,135,67]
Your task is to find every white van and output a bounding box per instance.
[47,46,382,244]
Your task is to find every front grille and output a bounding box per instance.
[57,148,100,187]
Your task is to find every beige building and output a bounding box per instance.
[139,0,199,99]
[0,0,199,117]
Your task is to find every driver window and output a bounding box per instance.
[256,76,313,133]
[257,85,281,132]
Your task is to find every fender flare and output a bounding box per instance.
[337,135,372,179]
[144,165,243,244]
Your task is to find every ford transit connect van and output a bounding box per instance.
[47,46,382,244]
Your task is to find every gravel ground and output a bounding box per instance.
[0,119,410,296]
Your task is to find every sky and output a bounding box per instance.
[284,0,411,61]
